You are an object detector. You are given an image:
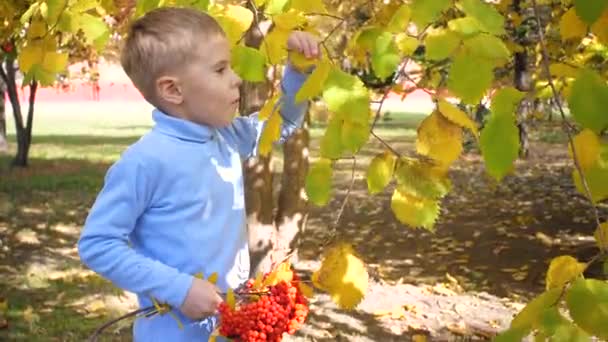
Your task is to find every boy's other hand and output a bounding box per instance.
[180,278,223,320]
[287,31,321,59]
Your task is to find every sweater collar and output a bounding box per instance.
[152,109,216,143]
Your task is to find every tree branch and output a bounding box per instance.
[531,0,602,229]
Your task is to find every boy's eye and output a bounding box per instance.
[216,67,225,73]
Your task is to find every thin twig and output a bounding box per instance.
[333,157,358,227]
[305,12,344,21]
[87,306,157,342]
[371,131,402,157]
[531,0,602,229]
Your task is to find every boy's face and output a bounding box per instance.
[178,34,242,128]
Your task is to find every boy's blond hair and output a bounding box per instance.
[120,7,225,102]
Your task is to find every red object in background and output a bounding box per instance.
[1,42,13,53]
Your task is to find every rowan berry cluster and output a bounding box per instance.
[218,277,309,342]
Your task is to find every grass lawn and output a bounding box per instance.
[0,102,426,341]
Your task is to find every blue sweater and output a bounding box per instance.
[77,64,309,341]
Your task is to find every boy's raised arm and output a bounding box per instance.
[77,155,193,309]
[218,62,310,158]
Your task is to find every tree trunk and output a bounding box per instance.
[0,54,37,167]
[513,0,531,159]
[0,78,7,154]
[240,20,310,277]
[274,119,310,266]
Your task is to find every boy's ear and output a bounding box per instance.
[156,76,183,105]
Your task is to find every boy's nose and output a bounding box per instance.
[232,71,242,88]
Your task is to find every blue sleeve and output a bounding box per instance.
[219,63,310,158]
[77,155,193,309]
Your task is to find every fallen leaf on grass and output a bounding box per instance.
[85,299,106,313]
[447,321,470,335]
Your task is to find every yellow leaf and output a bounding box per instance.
[298,282,314,298]
[391,188,440,230]
[395,33,419,56]
[207,272,219,284]
[594,222,608,251]
[18,43,44,74]
[560,8,588,41]
[549,63,580,79]
[252,271,264,289]
[226,288,236,309]
[194,272,203,279]
[295,58,331,103]
[263,262,293,286]
[569,129,600,171]
[290,51,318,72]
[289,0,327,13]
[258,92,280,120]
[437,99,479,137]
[275,262,294,284]
[86,299,106,312]
[22,306,39,325]
[42,51,68,73]
[215,5,254,46]
[312,242,368,310]
[591,9,608,45]
[258,110,282,156]
[416,111,463,170]
[413,334,428,342]
[273,10,306,30]
[546,255,586,290]
[27,20,47,39]
[261,27,290,64]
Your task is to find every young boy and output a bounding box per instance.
[77,7,320,341]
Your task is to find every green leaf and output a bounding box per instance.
[322,68,370,124]
[76,13,108,44]
[461,0,506,35]
[490,86,525,117]
[265,0,289,15]
[355,26,383,52]
[394,159,452,199]
[573,163,608,203]
[57,10,75,32]
[510,288,562,334]
[295,59,331,103]
[366,152,396,194]
[371,31,401,79]
[21,3,40,24]
[135,0,160,17]
[545,255,586,290]
[231,46,266,82]
[447,51,494,104]
[493,327,528,342]
[447,17,483,37]
[71,0,98,13]
[568,68,608,134]
[573,0,608,25]
[566,278,608,340]
[424,28,461,60]
[387,4,411,32]
[480,111,519,181]
[410,0,451,28]
[46,0,68,26]
[320,117,343,159]
[391,188,440,230]
[463,33,510,63]
[341,120,370,153]
[305,159,333,206]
